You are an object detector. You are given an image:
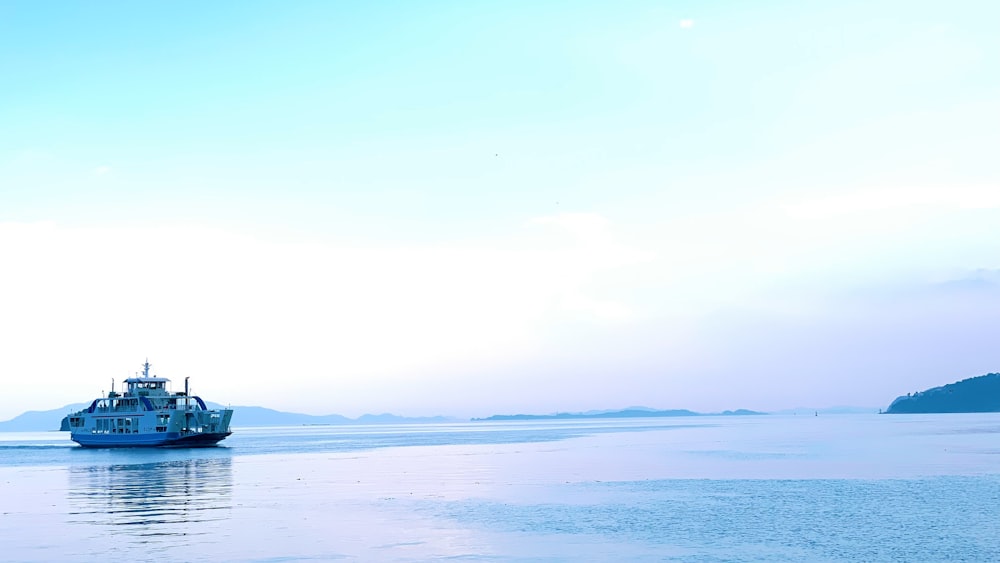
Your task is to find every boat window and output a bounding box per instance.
[177,397,199,410]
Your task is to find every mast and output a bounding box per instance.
[184,376,191,433]
[142,359,151,378]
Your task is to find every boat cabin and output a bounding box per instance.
[123,377,170,397]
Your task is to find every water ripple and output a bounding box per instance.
[67,457,233,542]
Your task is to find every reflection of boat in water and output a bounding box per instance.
[66,361,233,447]
[68,456,233,537]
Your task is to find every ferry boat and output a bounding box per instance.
[66,361,233,447]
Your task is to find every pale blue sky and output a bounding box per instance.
[2,1,999,419]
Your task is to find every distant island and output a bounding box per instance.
[885,373,1000,414]
[473,407,764,421]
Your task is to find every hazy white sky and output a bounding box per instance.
[2,1,999,419]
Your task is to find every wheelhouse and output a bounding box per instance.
[124,377,170,396]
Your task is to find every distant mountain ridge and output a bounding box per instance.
[3,404,770,432]
[216,405,457,427]
[885,373,1000,414]
[0,404,459,432]
[0,404,90,432]
[473,407,764,421]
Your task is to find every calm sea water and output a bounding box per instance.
[2,414,1000,561]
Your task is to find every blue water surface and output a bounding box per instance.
[2,414,999,561]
